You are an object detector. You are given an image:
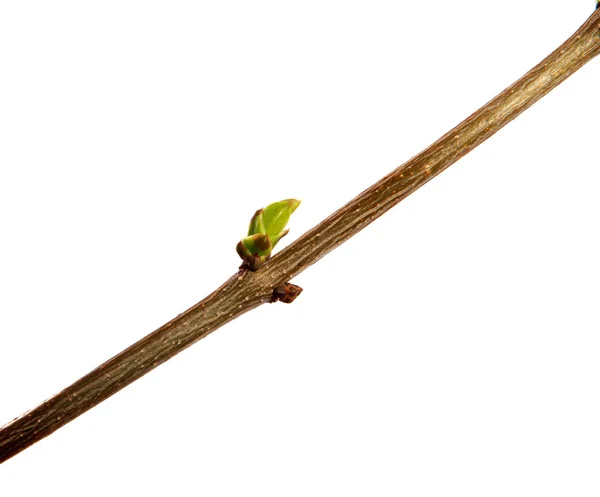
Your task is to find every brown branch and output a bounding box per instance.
[2,10,600,464]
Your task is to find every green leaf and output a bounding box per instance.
[270,228,289,248]
[247,209,265,236]
[262,199,301,242]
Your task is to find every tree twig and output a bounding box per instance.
[2,9,600,464]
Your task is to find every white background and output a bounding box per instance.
[1,1,599,495]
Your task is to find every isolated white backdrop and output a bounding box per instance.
[1,1,599,495]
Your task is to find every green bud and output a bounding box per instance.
[241,233,272,257]
[236,240,252,260]
[236,199,301,270]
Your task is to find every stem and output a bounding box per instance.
[2,10,599,464]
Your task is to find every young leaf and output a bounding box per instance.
[247,209,265,236]
[270,228,289,248]
[262,199,301,242]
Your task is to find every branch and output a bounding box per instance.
[2,9,600,464]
